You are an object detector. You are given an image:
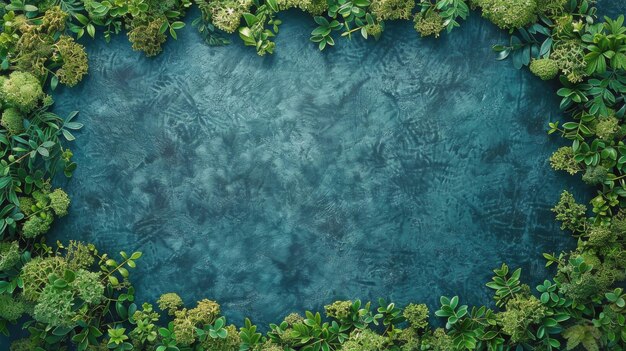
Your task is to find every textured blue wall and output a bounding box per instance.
[43,1,624,328]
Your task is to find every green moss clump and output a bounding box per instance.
[551,40,587,83]
[587,226,616,247]
[582,166,608,186]
[552,191,587,234]
[20,256,68,301]
[498,294,546,343]
[550,146,580,175]
[324,300,352,319]
[172,299,221,345]
[71,269,105,304]
[475,0,537,30]
[536,0,567,16]
[369,0,414,21]
[403,303,429,330]
[128,18,168,57]
[54,36,89,87]
[275,0,328,15]
[200,324,241,350]
[21,213,53,238]
[197,0,254,34]
[0,294,25,321]
[1,108,25,135]
[595,116,620,140]
[414,10,445,38]
[529,58,559,80]
[1,71,44,112]
[0,241,21,271]
[157,292,184,315]
[283,312,304,325]
[341,329,387,351]
[49,188,70,217]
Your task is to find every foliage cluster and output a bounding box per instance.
[0,0,626,351]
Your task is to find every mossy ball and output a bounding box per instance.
[530,58,559,80]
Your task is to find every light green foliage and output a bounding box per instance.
[0,294,25,321]
[64,241,96,270]
[197,0,254,33]
[551,40,588,83]
[562,324,601,351]
[1,71,44,112]
[369,0,414,20]
[157,292,184,315]
[422,328,454,351]
[172,299,221,345]
[275,0,328,14]
[341,329,387,351]
[324,300,352,319]
[498,294,546,342]
[71,269,105,304]
[49,188,70,217]
[530,58,559,80]
[200,324,241,350]
[403,303,429,330]
[20,256,68,301]
[474,0,537,29]
[582,166,608,186]
[536,0,567,16]
[0,241,20,271]
[414,10,445,38]
[54,36,89,87]
[1,108,24,135]
[128,18,168,57]
[41,6,68,34]
[552,191,587,233]
[284,312,304,325]
[130,303,160,345]
[9,338,43,351]
[595,116,620,140]
[21,213,53,238]
[393,328,420,351]
[550,146,581,175]
[32,285,76,327]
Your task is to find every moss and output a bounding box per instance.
[324,300,352,319]
[550,146,580,175]
[341,329,387,351]
[582,166,608,186]
[530,58,559,80]
[33,285,76,327]
[552,191,587,234]
[551,40,587,83]
[158,292,184,315]
[587,226,617,248]
[128,18,168,57]
[49,188,70,217]
[0,294,26,321]
[414,10,445,38]
[1,71,44,112]
[595,116,620,140]
[200,324,241,350]
[275,0,327,14]
[475,0,537,29]
[196,0,254,34]
[21,212,53,238]
[536,0,567,16]
[424,328,453,351]
[498,294,546,342]
[20,256,68,301]
[369,0,414,21]
[54,36,89,87]
[284,312,304,325]
[1,107,24,135]
[71,269,105,304]
[403,303,429,330]
[41,6,68,34]
[0,241,20,271]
